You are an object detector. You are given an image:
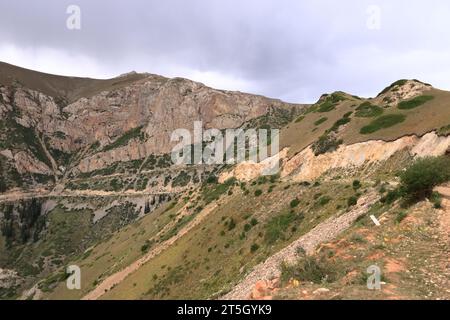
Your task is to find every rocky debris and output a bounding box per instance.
[312,288,330,295]
[282,132,450,182]
[0,268,22,289]
[218,148,288,183]
[223,192,379,300]
[249,279,280,300]
[13,150,53,175]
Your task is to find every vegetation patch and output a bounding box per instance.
[355,102,383,118]
[377,79,408,96]
[312,134,343,156]
[280,252,342,285]
[314,117,328,126]
[103,126,145,152]
[264,211,304,244]
[399,156,450,203]
[397,95,434,110]
[360,114,406,134]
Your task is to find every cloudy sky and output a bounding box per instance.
[1,0,450,102]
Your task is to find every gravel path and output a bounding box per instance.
[222,192,379,300]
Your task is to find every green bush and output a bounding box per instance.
[352,180,361,190]
[397,95,434,110]
[290,198,300,208]
[399,156,450,202]
[312,134,343,156]
[250,243,260,253]
[347,196,358,207]
[360,114,406,134]
[318,196,331,206]
[254,189,263,196]
[280,254,342,285]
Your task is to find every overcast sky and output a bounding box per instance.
[1,0,450,102]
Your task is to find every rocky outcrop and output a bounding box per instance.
[1,68,300,176]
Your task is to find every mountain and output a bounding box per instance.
[0,63,449,300]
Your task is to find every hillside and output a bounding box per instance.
[0,63,449,300]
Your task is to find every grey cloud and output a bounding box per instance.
[1,0,450,102]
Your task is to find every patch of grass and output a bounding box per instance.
[437,124,450,136]
[314,117,328,126]
[202,178,236,204]
[265,212,304,244]
[397,95,434,110]
[254,189,263,197]
[295,115,305,123]
[360,114,407,134]
[355,102,383,118]
[317,101,336,113]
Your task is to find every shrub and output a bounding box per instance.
[380,189,402,204]
[250,243,260,253]
[280,254,342,285]
[395,211,408,223]
[254,189,263,197]
[290,198,300,208]
[227,218,236,231]
[352,180,361,190]
[312,134,343,156]
[399,156,450,202]
[347,196,358,207]
[355,102,383,118]
[250,218,258,226]
[398,95,434,110]
[360,114,406,134]
[318,196,331,206]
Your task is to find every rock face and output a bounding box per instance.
[0,63,302,181]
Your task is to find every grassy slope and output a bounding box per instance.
[98,180,365,299]
[44,201,182,299]
[0,62,150,103]
[281,88,450,157]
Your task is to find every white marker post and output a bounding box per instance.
[370,215,381,226]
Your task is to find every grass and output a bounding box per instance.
[314,117,328,126]
[264,211,304,244]
[397,95,434,110]
[360,114,407,134]
[355,102,383,118]
[437,124,450,136]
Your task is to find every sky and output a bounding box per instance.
[1,0,450,103]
